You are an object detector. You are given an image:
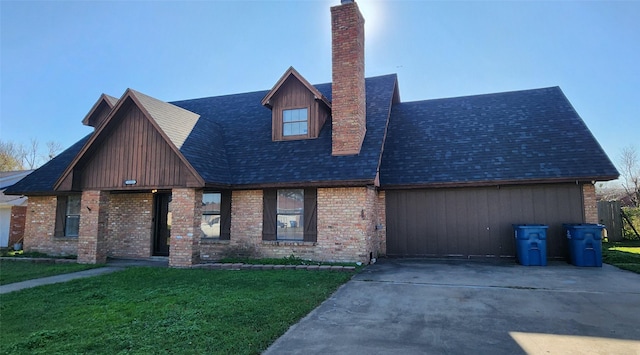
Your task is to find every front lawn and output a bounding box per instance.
[602,240,640,274]
[0,267,354,354]
[0,260,101,285]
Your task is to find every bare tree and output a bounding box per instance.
[46,141,63,160]
[0,140,25,171]
[620,145,640,207]
[22,138,40,169]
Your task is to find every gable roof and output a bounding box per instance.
[7,74,398,194]
[5,136,90,195]
[54,88,205,190]
[380,86,619,188]
[261,67,331,109]
[131,89,201,150]
[82,93,119,126]
[7,77,616,195]
[174,74,398,187]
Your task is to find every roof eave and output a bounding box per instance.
[380,175,620,190]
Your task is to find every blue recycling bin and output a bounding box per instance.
[513,224,548,266]
[564,224,604,267]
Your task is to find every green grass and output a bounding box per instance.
[0,267,354,354]
[0,260,101,285]
[602,240,640,274]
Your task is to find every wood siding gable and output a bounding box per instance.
[82,94,119,128]
[262,67,331,141]
[55,89,205,191]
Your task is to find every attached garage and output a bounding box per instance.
[385,183,585,259]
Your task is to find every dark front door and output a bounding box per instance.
[153,193,171,256]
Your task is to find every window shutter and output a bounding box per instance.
[54,196,67,237]
[303,188,317,242]
[220,190,232,240]
[262,189,277,241]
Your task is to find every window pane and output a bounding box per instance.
[283,123,292,136]
[277,189,303,212]
[67,195,81,214]
[65,215,80,237]
[202,193,221,213]
[277,189,304,240]
[277,214,303,240]
[201,214,221,238]
[282,108,308,136]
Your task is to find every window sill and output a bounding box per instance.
[262,240,316,247]
[54,236,79,240]
[200,238,230,245]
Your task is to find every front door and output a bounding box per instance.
[153,193,171,256]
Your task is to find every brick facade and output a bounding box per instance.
[331,1,366,156]
[9,205,27,246]
[107,193,153,258]
[199,187,384,264]
[169,188,202,267]
[23,196,78,256]
[583,183,598,224]
[77,190,109,264]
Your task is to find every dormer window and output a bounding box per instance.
[262,67,331,142]
[283,108,309,136]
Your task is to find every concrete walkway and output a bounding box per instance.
[0,266,123,294]
[265,259,640,355]
[0,257,168,294]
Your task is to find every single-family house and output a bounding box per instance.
[0,170,32,248]
[5,0,618,267]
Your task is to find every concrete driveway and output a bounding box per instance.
[265,259,640,354]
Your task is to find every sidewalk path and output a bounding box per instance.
[0,267,124,294]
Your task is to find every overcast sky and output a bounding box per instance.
[1,0,638,178]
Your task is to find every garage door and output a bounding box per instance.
[386,184,584,259]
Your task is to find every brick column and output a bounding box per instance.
[169,188,202,268]
[583,183,598,224]
[78,190,109,264]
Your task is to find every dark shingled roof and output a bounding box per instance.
[6,74,398,194]
[173,74,398,187]
[380,86,618,187]
[6,80,618,195]
[5,135,90,194]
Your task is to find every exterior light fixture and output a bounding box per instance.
[124,179,137,186]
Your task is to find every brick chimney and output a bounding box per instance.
[331,0,366,156]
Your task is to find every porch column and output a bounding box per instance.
[77,190,109,264]
[169,188,202,268]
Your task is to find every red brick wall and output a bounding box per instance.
[9,205,27,246]
[170,188,201,267]
[583,183,598,223]
[23,196,78,256]
[201,189,263,262]
[200,188,383,264]
[107,193,153,259]
[315,187,381,262]
[331,1,366,156]
[77,190,109,264]
[377,190,387,256]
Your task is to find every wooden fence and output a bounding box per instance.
[597,200,623,242]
